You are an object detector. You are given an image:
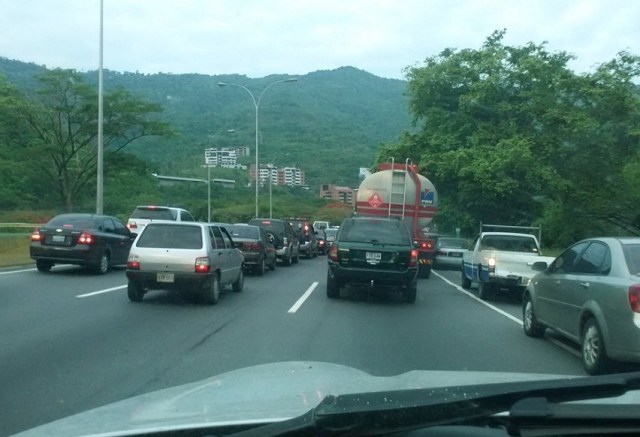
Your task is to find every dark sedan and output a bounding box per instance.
[30,213,136,274]
[228,224,277,275]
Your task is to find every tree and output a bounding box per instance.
[389,30,640,245]
[18,69,173,211]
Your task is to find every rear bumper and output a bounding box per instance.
[126,270,214,290]
[30,244,100,266]
[328,262,418,289]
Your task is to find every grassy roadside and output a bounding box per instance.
[0,234,33,267]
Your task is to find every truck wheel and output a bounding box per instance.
[461,266,471,289]
[418,264,431,279]
[326,271,340,298]
[478,279,494,300]
[523,293,545,337]
[404,281,417,303]
[582,318,611,375]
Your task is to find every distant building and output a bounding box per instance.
[249,164,306,187]
[320,184,354,206]
[204,148,248,169]
[151,173,235,188]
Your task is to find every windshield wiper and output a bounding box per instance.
[232,371,640,436]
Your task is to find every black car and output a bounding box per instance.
[227,224,277,275]
[326,217,419,302]
[30,213,136,274]
[248,218,300,266]
[287,218,319,259]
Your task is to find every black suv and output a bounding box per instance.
[248,218,300,266]
[326,217,419,302]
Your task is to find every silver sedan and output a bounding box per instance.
[522,237,640,374]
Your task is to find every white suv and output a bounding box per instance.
[127,206,195,233]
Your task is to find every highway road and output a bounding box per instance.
[1,256,586,435]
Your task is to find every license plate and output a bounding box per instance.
[157,273,174,283]
[366,252,381,264]
[52,235,65,243]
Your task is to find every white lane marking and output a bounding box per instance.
[434,271,581,358]
[288,282,318,314]
[0,268,37,275]
[76,285,126,298]
[433,271,522,325]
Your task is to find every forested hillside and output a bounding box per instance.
[0,58,411,188]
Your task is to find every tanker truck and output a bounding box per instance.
[355,158,438,278]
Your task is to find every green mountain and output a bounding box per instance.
[0,57,411,189]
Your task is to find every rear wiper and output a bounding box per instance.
[232,371,640,436]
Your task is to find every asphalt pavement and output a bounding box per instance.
[0,258,585,436]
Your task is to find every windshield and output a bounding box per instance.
[3,2,640,436]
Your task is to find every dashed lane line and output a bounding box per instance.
[288,282,318,314]
[76,285,126,298]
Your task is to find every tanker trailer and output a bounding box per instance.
[355,158,438,278]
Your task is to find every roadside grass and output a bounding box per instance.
[0,234,33,267]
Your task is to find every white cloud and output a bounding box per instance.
[0,0,637,79]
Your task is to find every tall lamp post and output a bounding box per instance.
[217,78,297,218]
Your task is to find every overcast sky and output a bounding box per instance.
[0,0,637,80]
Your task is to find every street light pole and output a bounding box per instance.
[218,78,297,218]
[96,0,104,214]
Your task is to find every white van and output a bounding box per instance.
[127,206,195,233]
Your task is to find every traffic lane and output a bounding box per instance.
[0,256,327,435]
[287,268,584,377]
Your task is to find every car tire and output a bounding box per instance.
[582,317,611,375]
[282,250,292,266]
[36,260,53,273]
[203,274,220,305]
[326,271,340,298]
[418,264,431,279]
[257,257,266,276]
[405,281,417,303]
[478,279,494,300]
[306,248,312,259]
[94,251,110,274]
[127,280,145,302]
[232,268,244,293]
[522,293,545,337]
[269,257,276,271]
[461,265,472,289]
[293,249,300,264]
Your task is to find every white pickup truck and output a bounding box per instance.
[461,224,556,299]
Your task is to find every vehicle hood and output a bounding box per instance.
[13,361,637,437]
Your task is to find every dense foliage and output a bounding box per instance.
[381,30,640,246]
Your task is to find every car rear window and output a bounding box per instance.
[46,215,95,229]
[228,225,259,239]
[438,238,469,249]
[623,244,640,275]
[130,207,176,220]
[339,219,410,245]
[136,224,203,249]
[480,235,538,252]
[249,219,283,234]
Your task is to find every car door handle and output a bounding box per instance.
[579,281,590,288]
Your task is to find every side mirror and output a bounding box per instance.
[531,261,548,272]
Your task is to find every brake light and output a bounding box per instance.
[78,232,94,244]
[195,257,210,273]
[409,249,418,267]
[319,240,325,246]
[629,285,640,313]
[329,244,338,261]
[127,222,137,229]
[31,229,42,242]
[245,242,261,251]
[127,254,140,270]
[283,237,289,247]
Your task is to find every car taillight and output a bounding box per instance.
[329,244,338,261]
[629,285,640,313]
[78,232,94,244]
[127,254,140,270]
[245,242,261,251]
[195,257,210,273]
[409,249,418,267]
[319,240,325,246]
[127,222,137,229]
[31,229,42,242]
[283,237,289,247]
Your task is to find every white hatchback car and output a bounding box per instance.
[126,205,195,233]
[126,222,244,304]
